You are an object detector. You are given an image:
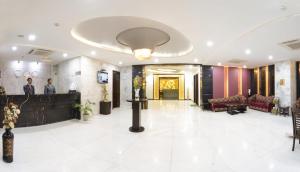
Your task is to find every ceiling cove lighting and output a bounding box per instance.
[245,49,251,55]
[11,46,18,51]
[206,41,214,47]
[268,55,273,60]
[28,34,36,41]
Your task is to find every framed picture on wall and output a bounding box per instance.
[280,79,285,86]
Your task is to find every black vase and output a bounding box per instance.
[2,128,14,163]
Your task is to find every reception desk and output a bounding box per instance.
[0,93,81,128]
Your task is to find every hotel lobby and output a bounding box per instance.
[1,0,300,171]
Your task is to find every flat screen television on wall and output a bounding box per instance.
[97,71,108,84]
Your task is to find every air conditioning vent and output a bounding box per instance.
[280,39,300,50]
[28,48,53,57]
[227,59,246,64]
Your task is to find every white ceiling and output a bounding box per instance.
[0,0,300,68]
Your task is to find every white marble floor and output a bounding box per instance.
[0,100,299,172]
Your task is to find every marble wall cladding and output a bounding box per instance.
[56,57,82,93]
[0,60,52,95]
[80,57,102,114]
[120,66,132,103]
[56,56,119,114]
[275,61,296,107]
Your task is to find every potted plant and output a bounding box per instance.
[133,76,142,100]
[2,102,21,163]
[74,100,95,121]
[102,84,109,102]
[0,86,5,95]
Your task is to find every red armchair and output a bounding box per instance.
[208,95,247,112]
[248,94,274,112]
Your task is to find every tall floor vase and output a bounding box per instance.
[3,128,14,163]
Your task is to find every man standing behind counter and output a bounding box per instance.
[23,78,35,96]
[44,78,56,95]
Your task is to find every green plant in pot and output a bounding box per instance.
[74,100,95,121]
[2,102,21,163]
[133,76,142,100]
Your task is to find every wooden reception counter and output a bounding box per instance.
[0,93,81,128]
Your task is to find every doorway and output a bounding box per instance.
[112,71,120,108]
[193,74,199,105]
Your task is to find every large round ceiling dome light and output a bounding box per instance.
[71,16,193,59]
[116,27,170,60]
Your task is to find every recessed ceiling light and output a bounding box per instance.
[217,62,222,66]
[28,34,36,41]
[154,58,159,63]
[11,46,18,51]
[268,55,273,60]
[245,49,251,55]
[118,61,123,65]
[90,51,96,56]
[243,65,247,68]
[206,41,214,47]
[194,58,198,63]
[63,53,68,57]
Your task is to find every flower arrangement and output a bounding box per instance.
[0,86,5,95]
[133,76,142,90]
[3,103,21,129]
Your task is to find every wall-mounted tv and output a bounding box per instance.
[97,70,108,84]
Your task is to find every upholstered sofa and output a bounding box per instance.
[208,95,247,112]
[248,94,274,112]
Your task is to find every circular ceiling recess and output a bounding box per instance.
[71,16,193,58]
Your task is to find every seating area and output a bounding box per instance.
[208,95,247,112]
[209,94,275,113]
[248,94,275,112]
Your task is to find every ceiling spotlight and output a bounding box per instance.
[154,58,159,63]
[245,49,251,55]
[217,62,222,66]
[206,41,214,47]
[194,58,198,63]
[63,53,68,57]
[118,61,123,65]
[28,34,36,41]
[268,55,273,60]
[11,46,18,51]
[90,51,96,56]
[243,65,247,68]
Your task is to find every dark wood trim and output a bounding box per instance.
[297,62,300,99]
[112,70,120,108]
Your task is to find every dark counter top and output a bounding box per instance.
[0,93,81,128]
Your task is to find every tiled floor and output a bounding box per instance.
[0,100,299,172]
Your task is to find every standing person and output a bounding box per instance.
[44,78,56,95]
[23,78,35,96]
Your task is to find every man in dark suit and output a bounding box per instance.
[23,78,35,96]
